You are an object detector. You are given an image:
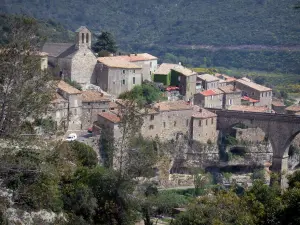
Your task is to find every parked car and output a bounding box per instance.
[66,133,77,141]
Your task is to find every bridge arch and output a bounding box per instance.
[215,109,300,188]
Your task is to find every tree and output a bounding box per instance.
[92,31,118,55]
[0,16,54,137]
[119,83,164,107]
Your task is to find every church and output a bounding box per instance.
[42,26,97,85]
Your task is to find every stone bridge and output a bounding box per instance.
[214,110,300,188]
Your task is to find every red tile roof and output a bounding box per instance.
[241,96,259,103]
[199,89,223,96]
[285,105,300,112]
[192,106,217,119]
[114,53,157,61]
[98,112,121,123]
[57,80,81,94]
[228,105,271,113]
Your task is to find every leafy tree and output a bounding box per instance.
[0,16,54,137]
[92,31,118,55]
[69,141,98,168]
[119,83,164,107]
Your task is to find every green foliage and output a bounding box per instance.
[251,169,266,183]
[68,141,98,168]
[287,171,300,189]
[224,134,239,146]
[119,83,164,106]
[34,117,57,134]
[92,31,117,55]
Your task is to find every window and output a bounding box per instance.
[122,79,125,85]
[211,118,214,124]
[122,70,125,74]
[229,99,232,105]
[174,121,176,127]
[88,102,90,105]
[133,70,135,73]
[149,125,154,130]
[133,77,135,84]
[102,109,106,112]
[199,120,202,127]
[252,92,255,96]
[82,33,84,43]
[206,119,208,126]
[86,33,89,43]
[150,115,154,120]
[186,119,189,126]
[150,62,152,67]
[163,122,166,128]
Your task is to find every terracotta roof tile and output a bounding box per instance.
[51,93,67,104]
[171,67,197,77]
[241,96,259,103]
[192,106,217,119]
[199,89,223,96]
[198,74,220,82]
[155,63,180,75]
[109,101,118,109]
[285,105,300,112]
[98,112,121,123]
[98,57,142,69]
[236,78,272,92]
[114,53,157,61]
[81,90,110,102]
[57,80,81,94]
[272,101,285,107]
[218,85,241,94]
[228,105,271,113]
[154,100,192,111]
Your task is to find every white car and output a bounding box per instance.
[66,133,77,142]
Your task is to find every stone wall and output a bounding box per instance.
[71,48,97,85]
[81,101,110,129]
[192,117,218,144]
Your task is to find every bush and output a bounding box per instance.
[69,141,98,168]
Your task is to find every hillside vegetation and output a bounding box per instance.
[1,0,299,47]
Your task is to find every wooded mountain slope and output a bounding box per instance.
[1,0,299,47]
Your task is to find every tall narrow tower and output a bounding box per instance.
[75,26,92,50]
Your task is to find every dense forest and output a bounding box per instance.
[1,0,300,72]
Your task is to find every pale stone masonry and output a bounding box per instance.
[93,57,142,97]
[235,77,272,108]
[94,100,218,145]
[42,26,97,85]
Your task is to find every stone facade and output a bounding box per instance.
[197,74,220,90]
[194,89,224,109]
[94,57,142,97]
[236,78,272,108]
[42,26,97,86]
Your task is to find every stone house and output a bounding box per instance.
[218,85,242,109]
[194,89,224,109]
[191,107,218,144]
[170,67,197,101]
[49,93,69,130]
[215,73,236,86]
[153,63,181,85]
[42,26,97,85]
[285,105,300,115]
[271,101,286,114]
[114,53,157,81]
[197,74,220,91]
[141,101,194,140]
[57,80,82,130]
[94,57,142,97]
[235,78,272,108]
[81,90,110,129]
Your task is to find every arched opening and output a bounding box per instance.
[286,131,300,170]
[81,33,84,43]
[86,33,89,43]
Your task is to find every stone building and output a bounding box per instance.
[153,63,180,85]
[235,78,272,108]
[141,101,194,140]
[191,107,218,144]
[194,89,224,109]
[271,101,286,114]
[285,105,300,115]
[94,57,142,97]
[197,74,220,91]
[81,90,111,129]
[113,53,157,81]
[170,67,197,101]
[218,85,242,109]
[42,26,97,85]
[49,80,82,131]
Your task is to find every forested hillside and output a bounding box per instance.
[1,0,299,72]
[1,0,299,47]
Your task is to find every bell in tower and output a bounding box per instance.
[75,26,92,50]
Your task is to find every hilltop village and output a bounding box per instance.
[40,26,300,177]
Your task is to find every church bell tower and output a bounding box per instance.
[75,26,92,50]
